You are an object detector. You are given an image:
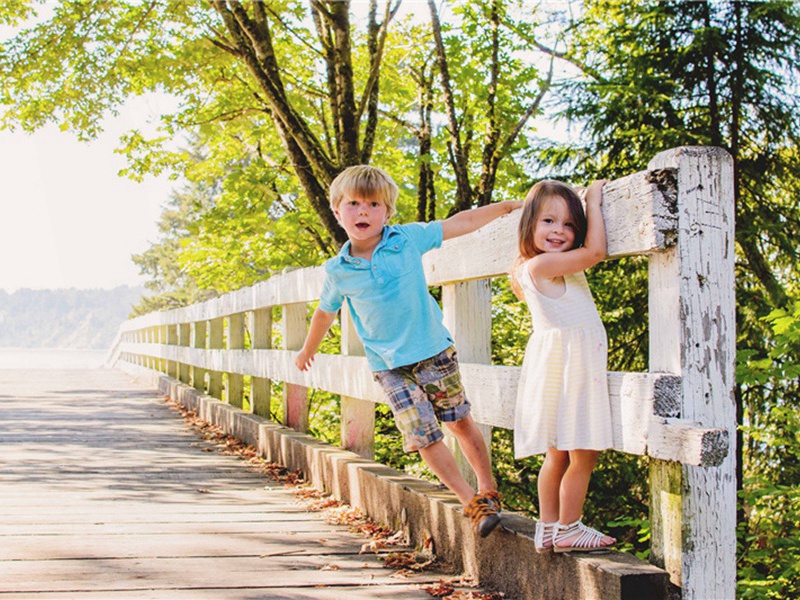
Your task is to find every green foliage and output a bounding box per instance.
[738,480,800,599]
[544,2,800,593]
[737,299,800,598]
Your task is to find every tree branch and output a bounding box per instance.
[427,0,472,210]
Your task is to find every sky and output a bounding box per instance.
[0,94,178,293]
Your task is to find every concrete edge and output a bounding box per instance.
[118,362,673,600]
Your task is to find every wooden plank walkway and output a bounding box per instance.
[0,368,480,599]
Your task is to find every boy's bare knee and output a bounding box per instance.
[443,416,472,435]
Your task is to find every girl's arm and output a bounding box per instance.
[441,200,523,240]
[529,181,607,280]
[294,308,338,371]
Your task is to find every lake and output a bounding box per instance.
[0,348,108,370]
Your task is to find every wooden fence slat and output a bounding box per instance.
[442,279,493,489]
[179,323,191,384]
[119,342,725,466]
[227,313,245,408]
[251,308,272,418]
[282,303,308,432]
[339,310,374,459]
[192,320,207,393]
[208,318,224,400]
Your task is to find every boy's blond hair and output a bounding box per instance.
[329,165,398,219]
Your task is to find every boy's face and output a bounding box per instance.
[334,195,389,244]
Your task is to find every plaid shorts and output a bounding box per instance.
[373,346,471,453]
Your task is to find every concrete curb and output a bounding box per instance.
[118,363,673,600]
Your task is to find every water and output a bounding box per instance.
[0,348,108,370]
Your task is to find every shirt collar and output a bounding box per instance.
[336,225,394,265]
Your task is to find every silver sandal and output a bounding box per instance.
[553,519,614,553]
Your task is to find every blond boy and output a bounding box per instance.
[295,165,521,536]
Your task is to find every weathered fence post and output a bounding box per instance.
[340,309,374,459]
[647,147,736,599]
[166,324,179,379]
[442,279,493,489]
[192,320,207,393]
[208,318,224,400]
[179,323,191,384]
[251,308,272,418]
[282,303,308,432]
[143,328,151,369]
[227,313,244,408]
[157,325,167,373]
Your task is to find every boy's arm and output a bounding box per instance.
[294,308,337,371]
[440,200,523,241]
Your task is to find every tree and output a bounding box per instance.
[1,1,405,250]
[427,0,553,213]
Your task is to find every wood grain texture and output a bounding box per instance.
[0,369,470,599]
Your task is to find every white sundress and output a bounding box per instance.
[513,264,613,458]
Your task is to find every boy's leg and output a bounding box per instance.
[443,415,496,493]
[418,440,475,505]
[420,439,501,537]
[374,350,501,536]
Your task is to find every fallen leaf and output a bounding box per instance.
[423,580,455,597]
[359,539,386,554]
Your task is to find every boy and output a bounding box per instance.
[295,165,521,537]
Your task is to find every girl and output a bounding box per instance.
[511,179,616,553]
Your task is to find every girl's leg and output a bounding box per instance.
[558,449,598,523]
[443,415,496,493]
[538,448,569,523]
[556,449,614,548]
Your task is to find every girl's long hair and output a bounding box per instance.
[510,180,587,300]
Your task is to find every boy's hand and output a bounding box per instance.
[586,180,607,206]
[441,200,523,241]
[295,349,315,371]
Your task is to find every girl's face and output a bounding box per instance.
[533,196,577,253]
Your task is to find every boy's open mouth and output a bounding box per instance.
[355,222,370,230]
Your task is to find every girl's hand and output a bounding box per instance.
[586,180,608,206]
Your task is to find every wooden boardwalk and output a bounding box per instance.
[0,368,473,599]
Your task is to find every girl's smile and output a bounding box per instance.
[534,197,577,253]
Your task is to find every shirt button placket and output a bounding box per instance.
[373,261,384,284]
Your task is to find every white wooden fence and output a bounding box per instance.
[109,146,735,600]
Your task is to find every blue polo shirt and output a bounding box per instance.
[318,222,453,371]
